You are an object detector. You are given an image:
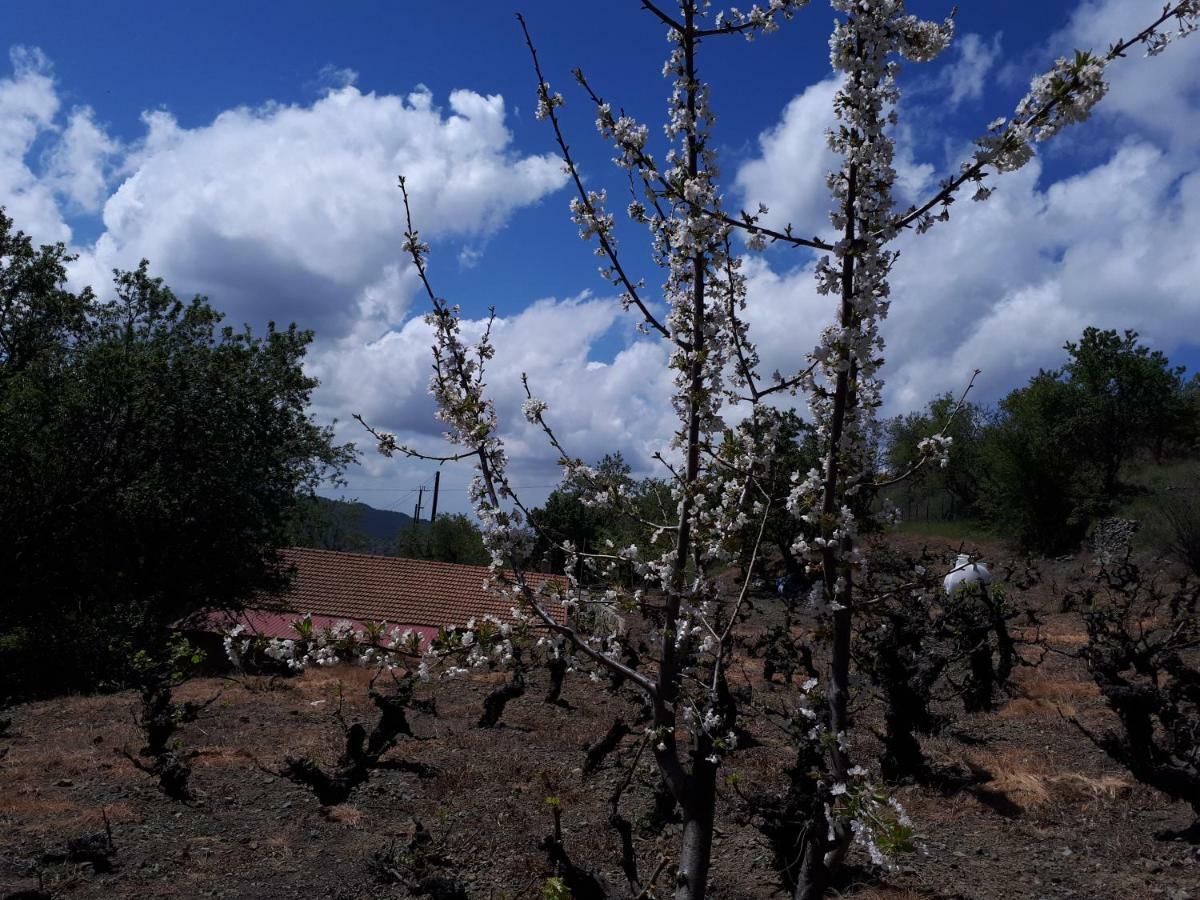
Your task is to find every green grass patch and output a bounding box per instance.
[1116,458,1200,560]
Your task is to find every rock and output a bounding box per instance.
[1089,518,1140,564]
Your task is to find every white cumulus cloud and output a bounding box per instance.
[734,0,1200,419]
[74,84,566,341]
[0,47,71,243]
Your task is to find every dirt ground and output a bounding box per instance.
[2,537,1197,899]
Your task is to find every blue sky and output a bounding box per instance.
[4,1,1199,513]
[11,0,1109,306]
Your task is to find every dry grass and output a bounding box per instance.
[996,697,1064,718]
[999,667,1100,720]
[959,749,1130,810]
[978,757,1052,808]
[0,795,78,821]
[1046,772,1130,802]
[319,804,363,826]
[62,803,142,828]
[190,745,255,769]
[52,803,144,834]
[1042,631,1091,647]
[24,746,116,778]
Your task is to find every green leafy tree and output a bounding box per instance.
[395,513,489,565]
[1179,375,1200,455]
[531,452,634,577]
[0,211,355,700]
[527,451,675,580]
[980,372,1097,553]
[530,482,606,577]
[285,496,374,554]
[977,328,1192,553]
[1061,327,1188,493]
[884,394,989,523]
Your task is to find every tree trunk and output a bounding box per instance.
[545,655,567,704]
[801,160,861,895]
[675,785,716,900]
[792,823,828,900]
[964,635,995,713]
[987,587,1017,690]
[477,674,525,728]
[667,15,716,898]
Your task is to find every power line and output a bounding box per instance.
[336,484,560,494]
[396,484,560,492]
[383,489,419,512]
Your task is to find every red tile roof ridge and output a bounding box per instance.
[277,547,563,581]
[246,547,571,631]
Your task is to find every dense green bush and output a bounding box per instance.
[978,373,1096,553]
[886,328,1198,555]
[0,210,354,701]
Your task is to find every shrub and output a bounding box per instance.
[1160,477,1200,575]
[1067,562,1200,841]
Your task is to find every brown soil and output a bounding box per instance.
[2,539,1197,899]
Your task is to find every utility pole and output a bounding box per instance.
[429,471,441,522]
[413,486,424,526]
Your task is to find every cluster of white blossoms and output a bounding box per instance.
[974,50,1108,176]
[569,190,616,246]
[1017,52,1108,142]
[222,624,249,668]
[223,610,537,685]
[594,102,649,170]
[916,433,953,469]
[835,776,915,869]
[1146,1,1199,54]
[375,430,398,457]
[520,396,548,424]
[232,615,422,669]
[415,290,536,576]
[677,702,740,763]
[714,0,809,39]
[441,615,522,673]
[534,86,565,121]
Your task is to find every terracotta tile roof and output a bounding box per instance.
[255,547,569,630]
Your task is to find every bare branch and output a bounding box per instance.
[517,13,680,346]
[573,69,835,253]
[352,413,476,463]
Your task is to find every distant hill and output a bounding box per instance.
[289,496,423,555]
[343,499,418,545]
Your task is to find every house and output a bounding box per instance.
[190,547,569,652]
